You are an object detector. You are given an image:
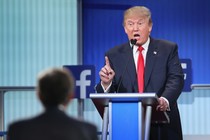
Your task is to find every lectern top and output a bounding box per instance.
[90,93,156,99]
[90,93,158,105]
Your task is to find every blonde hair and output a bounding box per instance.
[123,6,153,26]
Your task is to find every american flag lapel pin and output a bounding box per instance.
[153,51,157,55]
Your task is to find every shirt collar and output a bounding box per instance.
[131,37,150,52]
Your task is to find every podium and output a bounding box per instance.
[90,93,169,140]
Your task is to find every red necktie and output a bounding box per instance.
[137,46,144,93]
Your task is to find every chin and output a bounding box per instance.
[136,41,142,46]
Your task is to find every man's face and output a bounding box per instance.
[124,16,152,46]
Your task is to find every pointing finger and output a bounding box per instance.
[105,56,110,67]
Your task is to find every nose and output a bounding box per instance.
[133,23,139,30]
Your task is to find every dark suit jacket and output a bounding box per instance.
[7,107,98,140]
[96,37,184,140]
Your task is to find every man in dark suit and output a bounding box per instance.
[7,68,98,140]
[96,6,184,140]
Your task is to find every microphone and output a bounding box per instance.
[116,39,137,93]
[130,39,137,47]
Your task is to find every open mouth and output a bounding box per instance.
[134,34,140,37]
[133,34,140,40]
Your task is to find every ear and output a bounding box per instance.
[124,26,128,34]
[36,91,42,101]
[68,92,74,102]
[63,92,74,106]
[149,23,153,33]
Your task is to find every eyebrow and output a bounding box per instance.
[126,19,145,22]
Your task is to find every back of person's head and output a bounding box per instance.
[37,68,75,108]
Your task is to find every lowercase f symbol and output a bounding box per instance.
[76,70,91,99]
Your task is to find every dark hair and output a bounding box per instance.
[37,68,74,108]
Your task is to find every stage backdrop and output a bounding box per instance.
[0,0,78,86]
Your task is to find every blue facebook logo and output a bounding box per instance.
[63,65,95,99]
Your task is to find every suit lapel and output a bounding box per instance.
[144,38,158,88]
[121,43,138,92]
